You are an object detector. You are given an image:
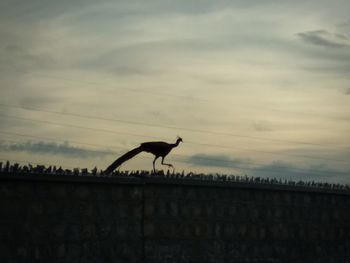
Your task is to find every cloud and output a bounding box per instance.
[345,88,350,95]
[0,0,349,182]
[186,153,250,169]
[252,120,273,132]
[0,140,115,158]
[0,44,55,74]
[187,153,350,183]
[250,160,350,184]
[297,30,350,48]
[19,96,62,108]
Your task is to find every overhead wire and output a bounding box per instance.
[0,103,347,149]
[1,153,348,178]
[1,131,349,177]
[0,113,348,163]
[28,73,350,122]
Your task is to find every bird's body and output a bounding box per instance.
[141,141,174,157]
[104,137,182,174]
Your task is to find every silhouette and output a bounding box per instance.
[104,137,183,174]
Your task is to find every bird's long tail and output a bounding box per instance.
[104,146,143,174]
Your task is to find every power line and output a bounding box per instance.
[0,129,347,185]
[1,131,349,177]
[0,113,160,139]
[0,131,124,152]
[0,113,347,163]
[0,103,348,149]
[28,73,214,102]
[0,131,253,167]
[28,73,350,122]
[1,152,348,178]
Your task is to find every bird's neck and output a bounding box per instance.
[172,139,181,148]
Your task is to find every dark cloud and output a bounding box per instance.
[252,121,273,132]
[19,96,62,108]
[251,160,303,178]
[0,44,54,73]
[0,0,96,21]
[337,20,350,30]
[335,33,348,40]
[295,29,350,76]
[0,0,274,22]
[187,153,350,183]
[187,154,250,169]
[297,30,350,48]
[250,160,350,184]
[345,88,350,95]
[0,140,115,158]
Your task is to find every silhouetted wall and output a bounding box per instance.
[1,173,349,263]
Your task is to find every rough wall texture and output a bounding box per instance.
[1,173,349,263]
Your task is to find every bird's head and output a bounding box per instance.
[176,136,183,144]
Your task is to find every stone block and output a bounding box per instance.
[227,205,237,218]
[49,185,68,199]
[169,201,178,217]
[30,225,49,243]
[205,204,214,217]
[144,203,155,217]
[17,183,34,198]
[0,199,22,220]
[144,222,155,237]
[0,182,16,198]
[129,187,142,200]
[186,189,197,200]
[214,223,222,238]
[65,224,81,241]
[54,244,65,258]
[181,204,193,218]
[223,223,235,239]
[193,205,202,217]
[65,243,81,262]
[74,185,90,200]
[0,223,15,241]
[0,242,12,260]
[115,222,132,239]
[81,223,96,239]
[259,226,266,240]
[115,203,128,218]
[16,246,28,258]
[94,186,110,201]
[52,224,65,240]
[157,199,167,216]
[32,245,52,262]
[111,187,124,201]
[131,205,142,218]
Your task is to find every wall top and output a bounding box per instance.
[1,171,349,196]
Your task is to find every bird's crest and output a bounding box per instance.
[176,135,183,142]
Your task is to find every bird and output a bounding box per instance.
[104,137,183,174]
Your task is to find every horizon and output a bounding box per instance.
[0,0,349,183]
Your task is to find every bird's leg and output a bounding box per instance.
[153,156,159,173]
[161,157,174,170]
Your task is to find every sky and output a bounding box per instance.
[0,0,349,183]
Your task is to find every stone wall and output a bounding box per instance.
[0,175,143,263]
[144,183,350,263]
[1,173,349,262]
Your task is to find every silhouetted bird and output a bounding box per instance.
[104,137,183,174]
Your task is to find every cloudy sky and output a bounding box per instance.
[0,0,349,182]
